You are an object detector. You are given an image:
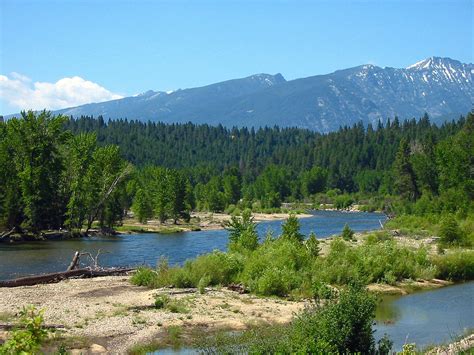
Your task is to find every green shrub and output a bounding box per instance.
[341,223,354,241]
[256,267,300,297]
[165,299,189,314]
[434,250,474,281]
[240,237,310,296]
[152,294,188,313]
[439,215,464,245]
[178,251,243,287]
[198,283,391,354]
[281,214,304,243]
[0,306,49,354]
[306,232,320,257]
[312,237,434,286]
[143,251,242,289]
[334,194,354,209]
[154,294,170,309]
[225,211,258,252]
[198,275,211,294]
[131,267,158,287]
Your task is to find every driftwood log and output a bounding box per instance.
[0,250,134,288]
[0,268,134,288]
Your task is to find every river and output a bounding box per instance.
[375,281,474,351]
[0,210,385,280]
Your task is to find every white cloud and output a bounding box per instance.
[0,73,123,112]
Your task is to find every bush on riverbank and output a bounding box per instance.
[385,213,474,247]
[312,237,435,286]
[433,250,474,281]
[198,283,392,354]
[132,214,472,297]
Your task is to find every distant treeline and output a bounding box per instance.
[65,113,467,191]
[0,111,472,233]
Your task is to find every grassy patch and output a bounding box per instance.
[153,294,189,314]
[0,311,15,322]
[127,326,184,354]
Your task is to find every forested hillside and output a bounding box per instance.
[65,114,465,192]
[1,110,472,235]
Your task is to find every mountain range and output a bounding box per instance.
[18,57,474,131]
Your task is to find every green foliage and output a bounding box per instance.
[305,283,377,353]
[224,210,258,252]
[198,275,211,294]
[4,111,68,232]
[393,138,419,201]
[306,232,320,257]
[131,267,158,287]
[439,215,464,245]
[281,214,304,243]
[131,188,154,223]
[312,237,434,285]
[0,305,49,355]
[434,250,474,281]
[300,166,328,197]
[0,111,130,234]
[239,237,309,296]
[133,252,243,289]
[174,251,243,287]
[154,294,170,309]
[199,283,390,354]
[341,223,354,241]
[152,294,188,313]
[334,194,354,209]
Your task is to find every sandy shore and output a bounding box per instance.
[118,211,313,234]
[0,276,305,354]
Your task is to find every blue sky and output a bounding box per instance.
[0,0,472,114]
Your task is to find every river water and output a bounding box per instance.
[0,210,386,280]
[375,281,474,351]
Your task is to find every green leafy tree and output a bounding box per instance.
[281,214,304,242]
[131,188,153,223]
[84,145,131,232]
[205,177,226,212]
[7,111,69,231]
[225,210,258,252]
[64,133,97,230]
[436,113,474,203]
[0,122,22,230]
[411,133,438,194]
[300,166,327,197]
[167,170,188,223]
[313,283,377,353]
[439,215,463,245]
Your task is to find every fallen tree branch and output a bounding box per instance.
[0,267,134,288]
[67,251,80,271]
[0,227,18,240]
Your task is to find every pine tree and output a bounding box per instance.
[393,139,419,201]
